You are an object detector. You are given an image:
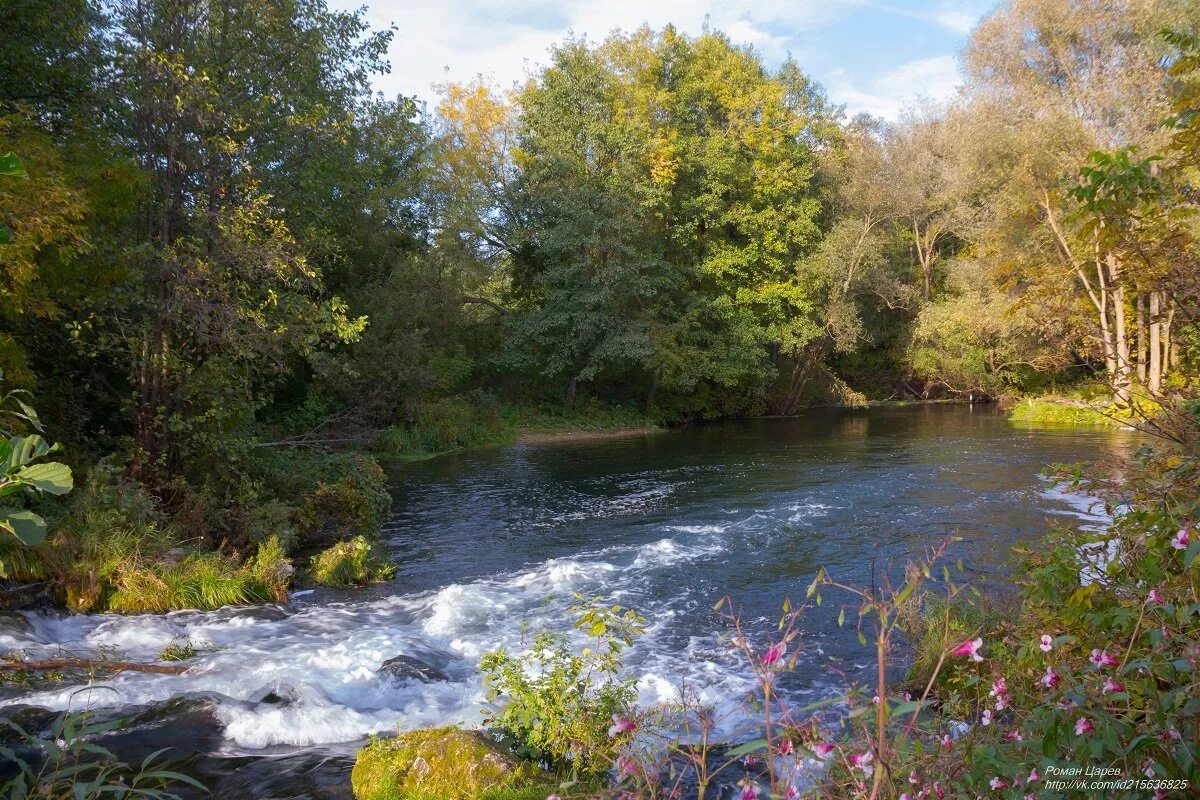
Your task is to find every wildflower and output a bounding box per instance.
[990,777,1008,790]
[811,742,836,758]
[1102,678,1123,694]
[1039,634,1053,652]
[785,787,800,800]
[742,754,762,768]
[761,641,787,667]
[910,770,919,784]
[981,709,992,726]
[777,739,794,756]
[1005,730,1023,742]
[848,750,873,776]
[951,637,983,661]
[1041,666,1060,688]
[901,795,911,800]
[739,784,758,800]
[1074,717,1094,736]
[1028,769,1040,782]
[616,755,639,778]
[608,715,637,737]
[933,781,944,799]
[990,676,1008,710]
[1147,588,1164,604]
[546,796,561,800]
[1143,760,1155,779]
[1089,648,1118,668]
[1171,527,1190,550]
[941,734,953,748]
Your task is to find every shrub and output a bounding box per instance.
[310,535,395,587]
[480,596,644,777]
[374,395,512,456]
[297,452,391,543]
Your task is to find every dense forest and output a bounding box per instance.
[1,0,1199,602]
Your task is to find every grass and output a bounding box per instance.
[1008,397,1122,426]
[310,535,396,587]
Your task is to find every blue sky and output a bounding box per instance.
[330,0,999,119]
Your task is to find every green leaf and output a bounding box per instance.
[725,738,768,757]
[0,508,47,546]
[15,462,73,495]
[0,153,27,179]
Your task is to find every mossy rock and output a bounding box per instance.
[351,727,546,800]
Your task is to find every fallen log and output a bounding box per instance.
[0,656,188,675]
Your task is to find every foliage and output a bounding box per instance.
[0,707,203,799]
[309,535,395,588]
[374,396,511,457]
[1009,397,1124,426]
[0,379,72,577]
[295,452,392,543]
[480,596,645,777]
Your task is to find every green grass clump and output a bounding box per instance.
[1009,397,1120,426]
[374,396,514,457]
[501,399,660,435]
[310,535,395,587]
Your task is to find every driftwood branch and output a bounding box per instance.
[0,657,188,675]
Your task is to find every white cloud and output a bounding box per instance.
[828,54,962,119]
[331,0,984,119]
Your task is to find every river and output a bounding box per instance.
[0,405,1131,796]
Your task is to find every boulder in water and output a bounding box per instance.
[376,654,449,683]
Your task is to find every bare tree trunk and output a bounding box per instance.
[1164,304,1177,371]
[1096,260,1116,378]
[1136,294,1147,385]
[1108,255,1131,407]
[1149,290,1162,396]
[565,375,577,410]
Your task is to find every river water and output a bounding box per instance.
[0,406,1130,791]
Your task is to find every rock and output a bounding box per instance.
[350,727,543,800]
[376,654,449,683]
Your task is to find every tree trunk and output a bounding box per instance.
[645,373,658,412]
[1108,255,1131,407]
[1149,290,1162,396]
[1136,294,1147,385]
[1164,305,1177,370]
[1096,261,1116,379]
[565,375,578,410]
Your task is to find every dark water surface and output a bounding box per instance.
[0,406,1130,792]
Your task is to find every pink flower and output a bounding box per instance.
[761,641,787,667]
[811,742,836,759]
[1075,717,1094,736]
[990,677,1008,710]
[1102,678,1124,694]
[933,782,944,799]
[909,770,919,785]
[1039,634,1053,652]
[952,637,984,661]
[941,734,953,748]
[1041,666,1060,688]
[616,755,639,778]
[1028,769,1040,782]
[1089,648,1118,668]
[777,739,794,756]
[1005,730,1023,742]
[739,785,759,800]
[1143,760,1155,779]
[981,709,993,726]
[990,777,1008,790]
[848,751,873,775]
[1171,527,1190,550]
[785,787,800,800]
[1147,588,1164,604]
[608,715,638,737]
[900,795,911,800]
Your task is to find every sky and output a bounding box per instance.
[329,0,999,120]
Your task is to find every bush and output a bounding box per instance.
[374,395,512,456]
[310,534,395,587]
[1009,397,1121,426]
[480,597,644,777]
[297,452,392,543]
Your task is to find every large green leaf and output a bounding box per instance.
[16,462,73,495]
[0,508,47,546]
[0,153,27,179]
[3,435,54,472]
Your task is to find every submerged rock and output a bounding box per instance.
[351,727,541,800]
[376,654,449,683]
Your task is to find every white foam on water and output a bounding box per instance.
[0,521,758,750]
